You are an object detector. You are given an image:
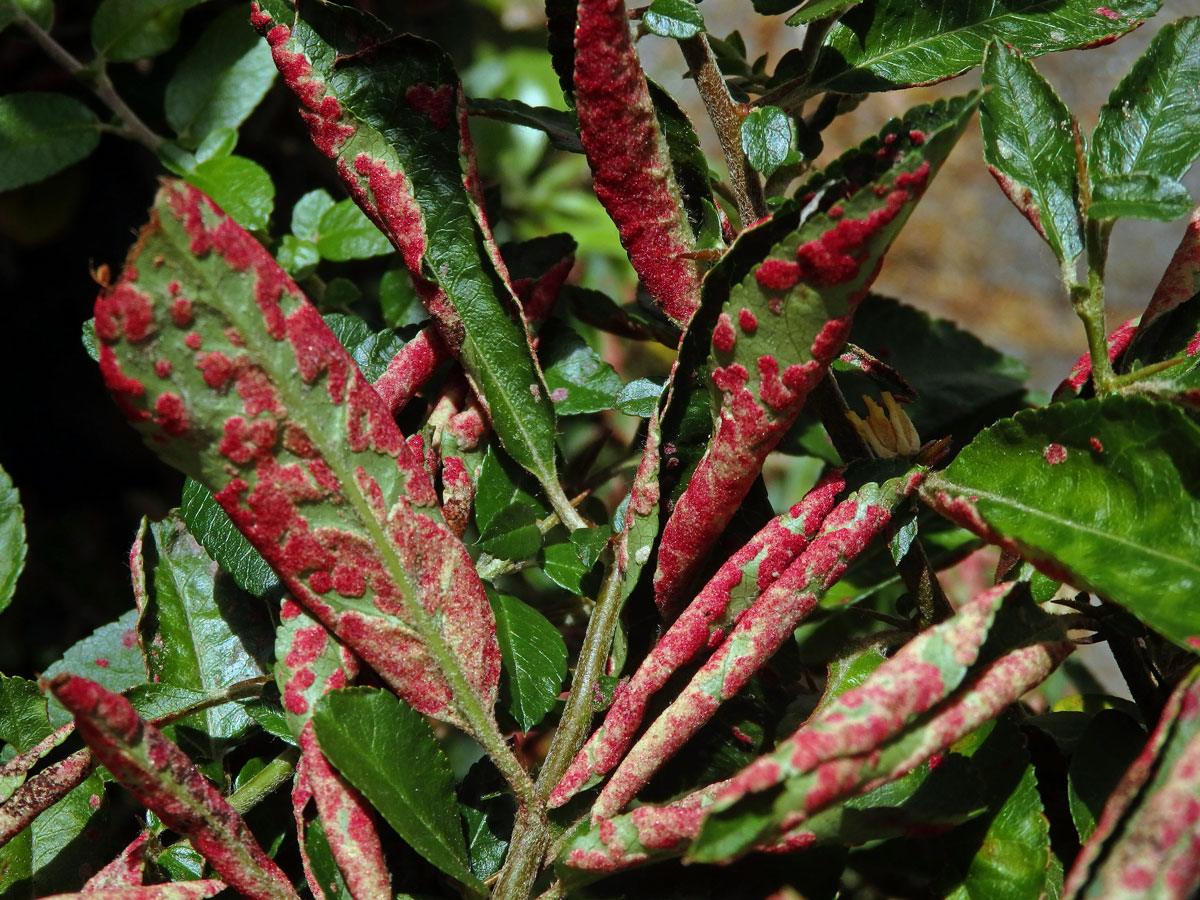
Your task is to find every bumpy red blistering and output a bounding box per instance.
[792,182,915,287]
[405,83,454,130]
[153,392,189,437]
[712,313,736,353]
[154,359,172,378]
[353,154,428,273]
[95,282,155,343]
[1094,6,1122,18]
[195,351,235,389]
[738,308,758,332]
[441,456,474,538]
[184,333,203,351]
[373,327,448,415]
[550,470,844,808]
[754,258,801,291]
[1043,443,1067,465]
[573,0,700,326]
[97,345,148,423]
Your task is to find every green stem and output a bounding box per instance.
[226,747,300,816]
[492,557,624,900]
[544,480,588,532]
[678,33,767,226]
[1109,355,1191,388]
[753,15,835,113]
[14,11,165,153]
[151,677,272,728]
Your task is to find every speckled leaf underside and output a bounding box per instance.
[93,181,499,732]
[652,92,982,614]
[250,0,567,509]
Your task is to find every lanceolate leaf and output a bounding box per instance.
[1063,667,1200,899]
[0,462,25,615]
[548,469,845,809]
[685,595,1072,863]
[311,688,482,892]
[0,749,95,849]
[921,396,1200,650]
[180,478,278,598]
[36,883,229,899]
[807,0,1161,94]
[92,181,500,733]
[980,40,1083,265]
[250,3,573,522]
[591,464,929,819]
[1091,18,1200,184]
[49,675,297,900]
[785,0,862,25]
[653,93,978,614]
[574,0,703,326]
[274,598,358,737]
[1088,172,1193,222]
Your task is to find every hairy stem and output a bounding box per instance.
[227,748,300,816]
[678,33,767,226]
[493,556,624,900]
[15,11,165,153]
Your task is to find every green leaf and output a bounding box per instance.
[1091,18,1200,183]
[164,6,276,148]
[474,448,549,546]
[0,463,25,615]
[195,126,236,163]
[540,322,623,415]
[276,234,320,278]
[304,816,352,900]
[1067,709,1145,843]
[490,592,568,731]
[467,97,583,154]
[255,10,570,520]
[614,378,663,417]
[183,154,275,232]
[809,0,1160,93]
[462,806,507,881]
[323,314,403,383]
[180,477,278,598]
[315,199,392,262]
[478,504,542,560]
[922,396,1200,651]
[42,609,146,727]
[980,40,1083,265]
[138,514,270,745]
[379,268,428,328]
[311,687,482,891]
[740,106,792,178]
[643,0,705,39]
[290,189,335,242]
[1088,172,1193,222]
[91,0,202,61]
[785,0,863,26]
[0,675,52,753]
[19,771,108,895]
[0,0,54,33]
[0,92,99,192]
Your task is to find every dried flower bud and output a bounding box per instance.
[847,392,921,458]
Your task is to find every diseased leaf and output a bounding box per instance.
[740,106,791,178]
[0,463,25,615]
[573,0,702,325]
[653,92,978,615]
[1063,667,1200,899]
[808,0,1161,94]
[315,199,392,262]
[1091,18,1200,184]
[540,322,623,415]
[980,40,1083,264]
[93,181,499,733]
[311,687,481,891]
[180,478,278,598]
[165,6,277,148]
[42,609,146,727]
[91,0,202,61]
[136,514,270,745]
[303,816,351,900]
[490,592,568,731]
[49,675,297,900]
[182,155,274,232]
[0,92,99,192]
[251,7,574,522]
[1088,172,1193,222]
[643,0,705,39]
[1067,710,1145,843]
[549,469,845,810]
[922,396,1200,650]
[36,882,229,898]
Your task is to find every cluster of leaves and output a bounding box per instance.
[2,1,1200,899]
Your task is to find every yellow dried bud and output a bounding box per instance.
[847,392,921,458]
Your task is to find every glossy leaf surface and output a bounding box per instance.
[180,478,278,598]
[740,106,791,178]
[923,396,1200,650]
[490,592,568,731]
[0,463,24,615]
[1091,17,1200,182]
[980,40,1082,264]
[809,0,1160,93]
[311,687,481,891]
[0,93,99,192]
[1088,172,1193,222]
[643,0,705,38]
[42,610,146,727]
[92,181,499,731]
